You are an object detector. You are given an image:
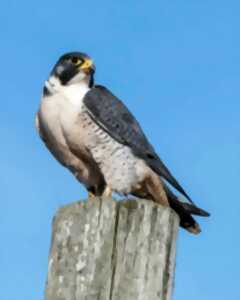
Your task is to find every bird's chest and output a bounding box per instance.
[39,94,79,143]
[40,92,101,151]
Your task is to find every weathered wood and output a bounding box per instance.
[45,197,179,300]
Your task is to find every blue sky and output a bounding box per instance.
[1,1,239,299]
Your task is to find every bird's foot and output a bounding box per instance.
[88,191,95,199]
[103,185,112,197]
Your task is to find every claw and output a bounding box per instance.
[88,191,95,199]
[103,185,112,197]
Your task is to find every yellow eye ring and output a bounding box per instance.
[71,57,82,65]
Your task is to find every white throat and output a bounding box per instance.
[45,76,91,107]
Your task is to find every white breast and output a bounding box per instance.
[39,78,90,145]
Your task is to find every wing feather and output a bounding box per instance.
[83,85,195,204]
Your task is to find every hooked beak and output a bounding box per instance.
[80,58,95,74]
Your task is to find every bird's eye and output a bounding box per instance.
[71,57,82,65]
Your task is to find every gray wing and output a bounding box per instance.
[83,85,194,204]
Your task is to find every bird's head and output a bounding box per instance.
[50,52,95,88]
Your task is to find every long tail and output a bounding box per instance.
[163,183,210,234]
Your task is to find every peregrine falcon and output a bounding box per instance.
[36,52,210,234]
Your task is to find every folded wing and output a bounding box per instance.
[83,85,195,204]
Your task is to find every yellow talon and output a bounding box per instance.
[88,191,95,198]
[103,186,112,197]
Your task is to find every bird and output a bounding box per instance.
[36,52,210,234]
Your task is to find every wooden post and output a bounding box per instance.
[45,197,179,300]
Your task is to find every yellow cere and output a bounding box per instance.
[81,59,93,69]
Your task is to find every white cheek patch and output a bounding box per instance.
[44,72,90,98]
[68,71,86,85]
